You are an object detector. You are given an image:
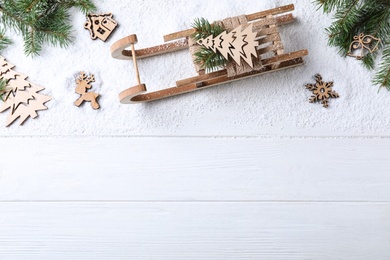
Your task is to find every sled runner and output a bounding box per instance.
[111,4,308,104]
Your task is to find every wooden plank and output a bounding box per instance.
[163,11,295,42]
[247,4,295,21]
[275,13,294,25]
[258,33,281,45]
[111,38,188,60]
[1,137,390,201]
[262,49,308,66]
[176,70,226,87]
[0,202,389,259]
[257,45,278,55]
[163,28,196,43]
[257,26,279,37]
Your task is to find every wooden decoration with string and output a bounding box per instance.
[347,33,381,60]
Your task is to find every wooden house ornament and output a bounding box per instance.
[84,13,118,42]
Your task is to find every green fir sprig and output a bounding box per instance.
[315,0,390,89]
[192,18,227,72]
[0,28,11,52]
[0,0,96,56]
[373,45,390,90]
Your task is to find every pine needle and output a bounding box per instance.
[373,45,390,90]
[191,18,227,72]
[0,28,11,51]
[0,78,9,101]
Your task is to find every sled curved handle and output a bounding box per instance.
[118,84,148,104]
[111,36,189,60]
[110,35,137,60]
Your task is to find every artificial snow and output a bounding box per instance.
[1,0,389,137]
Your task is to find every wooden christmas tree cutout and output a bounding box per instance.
[84,13,118,42]
[111,4,308,104]
[197,23,258,68]
[306,74,339,108]
[0,56,51,127]
[74,72,100,110]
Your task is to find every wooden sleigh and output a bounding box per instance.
[111,4,308,104]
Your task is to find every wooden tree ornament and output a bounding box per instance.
[74,72,100,110]
[0,56,51,127]
[196,23,258,68]
[111,4,308,104]
[84,13,118,42]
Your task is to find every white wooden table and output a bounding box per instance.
[1,0,389,259]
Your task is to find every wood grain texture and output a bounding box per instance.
[163,4,295,42]
[0,137,390,201]
[0,202,389,259]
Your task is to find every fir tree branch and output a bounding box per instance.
[374,45,390,89]
[192,18,227,72]
[0,28,11,51]
[316,0,390,89]
[194,48,227,72]
[27,0,40,12]
[0,78,9,101]
[0,0,95,56]
[316,0,347,13]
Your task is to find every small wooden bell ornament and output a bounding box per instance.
[347,33,381,60]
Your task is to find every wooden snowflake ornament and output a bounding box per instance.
[0,56,51,127]
[306,74,339,108]
[74,72,100,110]
[84,13,118,42]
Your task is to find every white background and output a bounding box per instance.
[0,0,389,259]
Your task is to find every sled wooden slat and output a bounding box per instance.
[163,9,295,43]
[176,50,309,89]
[257,27,280,37]
[176,70,227,87]
[257,45,278,56]
[163,14,294,43]
[252,17,277,31]
[261,50,307,66]
[111,38,188,60]
[246,4,295,21]
[258,34,281,45]
[119,56,305,104]
[274,13,294,25]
